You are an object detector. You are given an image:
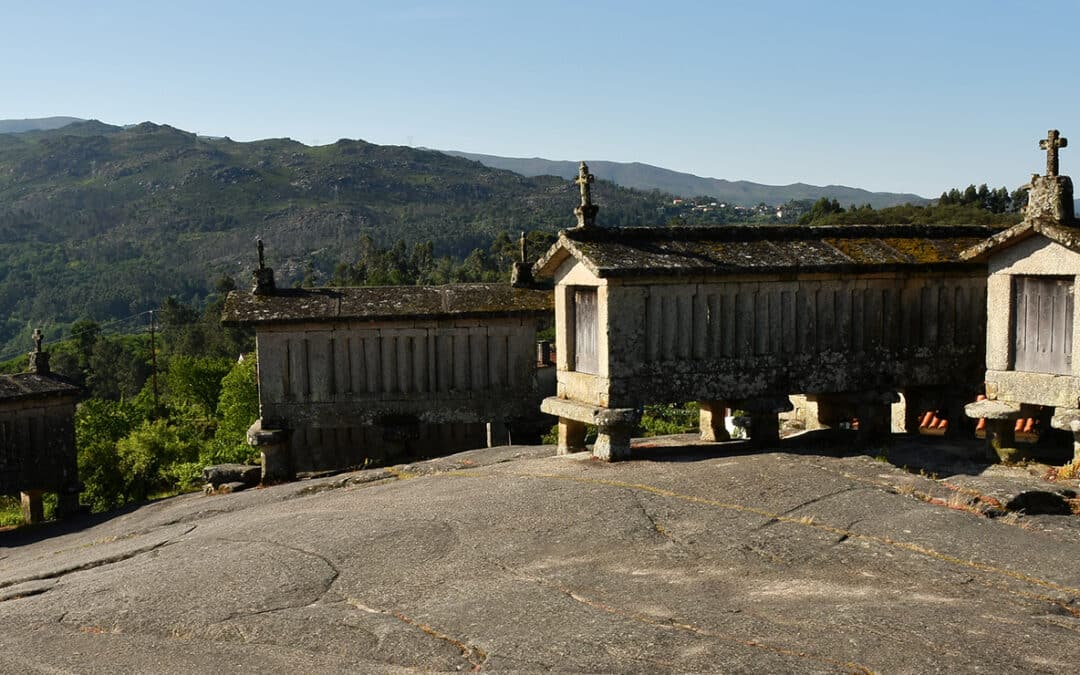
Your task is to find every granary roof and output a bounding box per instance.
[959,218,1080,261]
[221,283,553,327]
[533,224,1003,279]
[0,372,80,403]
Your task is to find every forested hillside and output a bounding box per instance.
[0,121,668,356]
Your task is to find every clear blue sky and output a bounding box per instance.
[3,0,1078,197]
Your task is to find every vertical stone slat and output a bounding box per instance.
[396,335,411,394]
[708,295,722,357]
[471,329,489,391]
[852,285,865,352]
[438,334,454,393]
[836,284,853,352]
[413,336,427,394]
[816,287,836,352]
[677,292,693,360]
[938,284,955,348]
[922,285,939,348]
[646,290,662,362]
[865,286,883,350]
[767,286,782,354]
[882,288,900,351]
[780,289,796,354]
[736,287,755,356]
[364,336,381,394]
[797,285,817,354]
[380,334,397,394]
[721,292,736,357]
[754,288,769,355]
[454,333,470,391]
[489,333,507,389]
[661,293,677,361]
[954,286,969,347]
[693,289,709,359]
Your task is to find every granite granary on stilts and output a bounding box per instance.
[222,247,554,481]
[0,331,81,523]
[535,162,999,460]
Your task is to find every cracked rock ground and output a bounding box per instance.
[3,433,1080,673]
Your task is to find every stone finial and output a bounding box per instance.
[1026,129,1075,224]
[519,231,526,263]
[252,238,276,295]
[1040,129,1067,177]
[573,161,599,228]
[511,231,534,287]
[28,328,49,375]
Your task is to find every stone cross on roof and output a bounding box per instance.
[575,161,594,208]
[573,161,599,228]
[32,328,42,353]
[1040,129,1068,177]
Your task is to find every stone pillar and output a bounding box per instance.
[486,420,509,448]
[56,490,80,519]
[248,419,293,483]
[557,418,587,455]
[1050,408,1080,462]
[20,490,44,524]
[593,423,634,461]
[749,413,780,446]
[698,400,731,442]
[965,399,1022,462]
[856,402,893,443]
[592,409,641,461]
[736,396,793,448]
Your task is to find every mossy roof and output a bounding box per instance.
[533,224,1003,279]
[0,371,80,403]
[221,283,553,326]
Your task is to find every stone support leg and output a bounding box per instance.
[20,490,44,524]
[248,419,294,483]
[987,418,1018,463]
[698,400,731,442]
[749,412,780,447]
[593,423,634,461]
[56,491,80,519]
[557,418,587,455]
[857,402,893,444]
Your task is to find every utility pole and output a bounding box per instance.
[149,310,160,418]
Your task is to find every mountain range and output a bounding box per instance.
[440,151,930,209]
[0,119,667,356]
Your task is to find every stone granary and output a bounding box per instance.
[534,162,999,460]
[0,331,80,523]
[964,130,1080,461]
[222,257,553,480]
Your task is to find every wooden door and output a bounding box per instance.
[573,288,599,374]
[1012,276,1073,374]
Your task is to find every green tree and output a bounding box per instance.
[205,354,260,465]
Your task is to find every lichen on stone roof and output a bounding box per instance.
[222,282,553,326]
[0,372,80,402]
[534,224,1003,278]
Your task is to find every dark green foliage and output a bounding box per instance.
[799,183,1026,227]
[206,355,260,465]
[638,403,700,437]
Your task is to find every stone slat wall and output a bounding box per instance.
[260,321,532,404]
[0,401,78,495]
[638,277,985,364]
[594,273,987,407]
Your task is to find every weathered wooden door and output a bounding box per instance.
[573,288,599,374]
[1012,276,1073,374]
